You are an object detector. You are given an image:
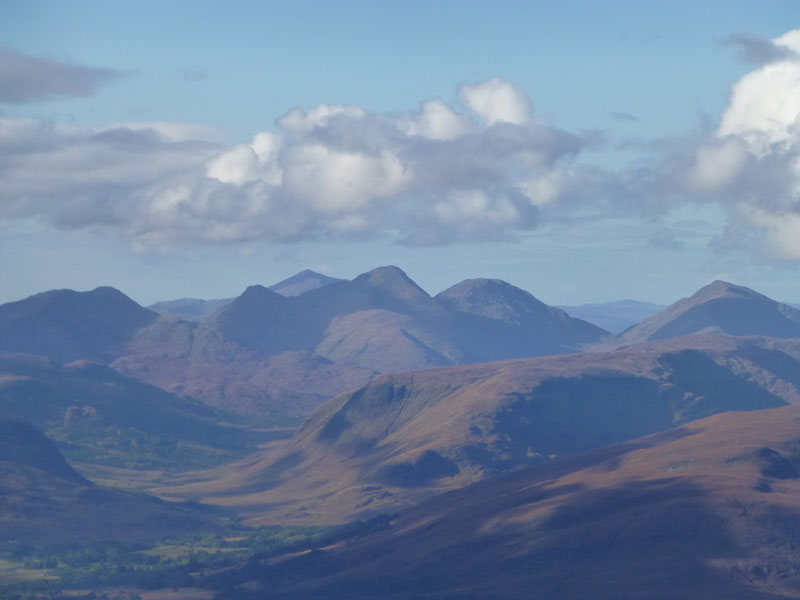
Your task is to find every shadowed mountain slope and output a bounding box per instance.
[617,280,800,345]
[0,287,157,363]
[557,299,667,334]
[0,416,228,545]
[216,405,800,599]
[174,334,800,525]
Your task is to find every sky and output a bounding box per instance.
[2,0,800,306]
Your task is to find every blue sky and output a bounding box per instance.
[1,1,800,305]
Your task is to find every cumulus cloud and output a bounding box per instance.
[686,28,800,260]
[0,78,601,246]
[458,77,532,125]
[0,47,124,103]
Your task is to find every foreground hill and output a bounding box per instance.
[0,354,273,470]
[174,334,800,524]
[556,299,666,333]
[617,280,800,345]
[217,405,800,599]
[0,416,226,545]
[0,287,157,363]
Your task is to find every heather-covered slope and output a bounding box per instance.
[176,335,800,524]
[0,287,157,362]
[617,280,800,345]
[220,405,800,599]
[0,416,227,545]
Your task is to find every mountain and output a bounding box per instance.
[174,334,800,525]
[0,415,227,545]
[112,316,374,420]
[617,280,800,345]
[0,354,270,470]
[211,267,609,371]
[215,405,800,599]
[268,269,345,296]
[435,278,610,359]
[0,286,157,363]
[556,299,666,334]
[148,297,232,321]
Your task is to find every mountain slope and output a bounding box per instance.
[112,316,374,419]
[0,416,227,545]
[218,405,800,599]
[174,334,800,524]
[0,354,265,470]
[0,287,157,362]
[618,280,800,345]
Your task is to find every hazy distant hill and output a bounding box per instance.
[0,354,263,470]
[0,287,157,362]
[0,415,226,545]
[556,299,666,334]
[234,405,800,599]
[148,296,232,321]
[147,270,345,321]
[268,269,345,296]
[177,334,800,525]
[617,280,800,345]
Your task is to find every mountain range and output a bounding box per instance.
[7,269,800,596]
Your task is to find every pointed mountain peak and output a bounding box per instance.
[354,265,431,297]
[690,280,764,303]
[269,270,345,297]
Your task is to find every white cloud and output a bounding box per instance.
[458,77,532,126]
[684,28,800,259]
[1,78,591,246]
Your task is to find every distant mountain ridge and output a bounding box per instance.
[557,299,666,334]
[147,270,345,321]
[617,280,800,345]
[211,266,610,372]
